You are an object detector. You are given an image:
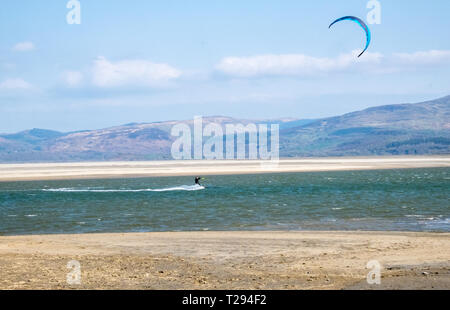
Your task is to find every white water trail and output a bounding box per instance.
[42,185,205,193]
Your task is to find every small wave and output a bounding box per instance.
[422,218,450,230]
[42,185,205,193]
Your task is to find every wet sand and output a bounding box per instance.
[0,156,449,182]
[0,231,448,290]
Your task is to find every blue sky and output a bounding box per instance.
[1,0,449,132]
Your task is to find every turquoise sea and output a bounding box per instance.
[0,168,449,235]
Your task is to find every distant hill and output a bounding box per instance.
[280,95,450,156]
[0,116,305,162]
[0,96,448,162]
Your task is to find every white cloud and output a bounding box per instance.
[12,41,35,52]
[216,50,450,78]
[215,51,382,77]
[0,78,34,90]
[393,50,450,65]
[62,71,83,87]
[91,56,182,88]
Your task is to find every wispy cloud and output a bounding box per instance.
[61,71,84,88]
[215,50,450,78]
[12,41,35,52]
[91,56,182,88]
[392,50,450,65]
[2,63,16,70]
[0,78,34,90]
[215,51,383,78]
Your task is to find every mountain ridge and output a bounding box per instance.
[0,96,449,162]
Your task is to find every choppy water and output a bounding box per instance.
[0,168,449,235]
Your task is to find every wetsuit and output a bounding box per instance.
[195,177,201,185]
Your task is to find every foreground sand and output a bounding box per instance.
[0,156,449,181]
[0,231,448,290]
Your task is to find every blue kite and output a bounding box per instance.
[329,16,371,58]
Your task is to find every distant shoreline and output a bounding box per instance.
[0,155,448,182]
[0,155,449,182]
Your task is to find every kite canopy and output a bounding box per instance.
[329,16,371,57]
